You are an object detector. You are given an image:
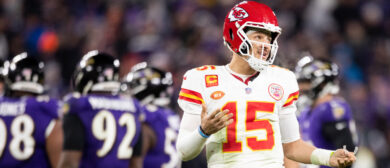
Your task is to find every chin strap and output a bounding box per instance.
[238,39,276,72]
[246,56,268,71]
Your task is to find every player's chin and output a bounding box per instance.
[261,55,269,61]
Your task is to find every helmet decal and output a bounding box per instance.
[22,69,32,81]
[103,68,114,81]
[123,62,173,106]
[228,7,249,22]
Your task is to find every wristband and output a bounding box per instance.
[310,149,334,166]
[198,126,210,138]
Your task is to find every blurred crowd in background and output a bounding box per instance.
[0,0,389,167]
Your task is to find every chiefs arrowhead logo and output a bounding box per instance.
[268,83,284,101]
[228,7,249,22]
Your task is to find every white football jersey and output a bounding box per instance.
[178,65,299,168]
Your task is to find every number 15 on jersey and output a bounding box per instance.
[222,101,275,153]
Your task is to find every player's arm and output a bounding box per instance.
[45,120,63,168]
[129,129,143,168]
[141,123,157,154]
[176,104,232,161]
[280,104,356,167]
[176,70,208,161]
[284,157,300,168]
[279,102,314,164]
[58,113,84,168]
[283,139,315,164]
[176,69,233,161]
[129,123,151,168]
[176,109,203,161]
[283,139,356,167]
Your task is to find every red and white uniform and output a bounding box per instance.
[178,65,300,168]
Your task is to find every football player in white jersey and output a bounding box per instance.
[176,1,356,168]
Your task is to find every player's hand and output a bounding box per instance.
[329,148,356,168]
[200,104,233,135]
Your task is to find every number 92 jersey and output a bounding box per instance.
[178,65,300,168]
[63,94,142,168]
[0,96,60,168]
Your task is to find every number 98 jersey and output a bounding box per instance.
[178,65,300,168]
[63,94,142,168]
[0,96,60,168]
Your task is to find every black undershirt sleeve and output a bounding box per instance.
[322,120,355,151]
[322,121,355,168]
[132,131,143,157]
[63,113,85,151]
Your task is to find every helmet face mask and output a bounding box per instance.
[73,50,120,95]
[124,62,173,106]
[242,38,278,72]
[223,1,281,71]
[3,52,45,95]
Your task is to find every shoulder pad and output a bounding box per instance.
[36,95,51,102]
[63,92,81,102]
[184,65,221,78]
[194,65,218,71]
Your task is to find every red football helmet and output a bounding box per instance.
[223,1,281,71]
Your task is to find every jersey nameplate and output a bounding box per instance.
[0,102,26,116]
[88,97,135,112]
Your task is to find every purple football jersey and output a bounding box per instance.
[142,105,181,168]
[0,96,60,168]
[298,98,353,168]
[65,94,142,168]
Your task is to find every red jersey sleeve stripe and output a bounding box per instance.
[179,89,204,104]
[178,96,203,104]
[283,91,299,107]
[180,88,203,99]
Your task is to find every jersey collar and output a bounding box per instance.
[224,65,260,85]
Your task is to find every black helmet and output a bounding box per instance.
[295,55,339,99]
[123,62,173,106]
[3,52,45,94]
[72,50,120,95]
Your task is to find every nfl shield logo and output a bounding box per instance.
[268,83,284,101]
[245,87,252,94]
